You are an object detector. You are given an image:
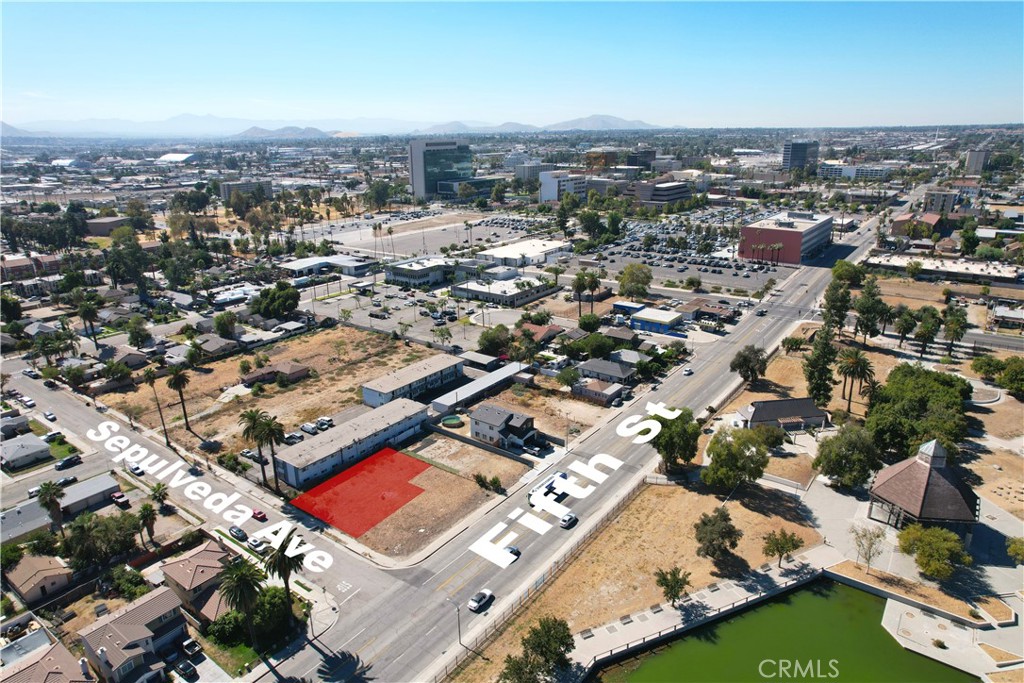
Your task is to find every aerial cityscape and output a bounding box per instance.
[1,2,1022,683]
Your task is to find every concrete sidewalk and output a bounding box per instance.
[570,544,845,668]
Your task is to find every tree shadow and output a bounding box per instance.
[942,563,995,601]
[710,552,751,579]
[732,569,781,594]
[968,523,1015,568]
[316,650,374,682]
[734,484,819,527]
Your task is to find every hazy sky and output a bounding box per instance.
[3,2,1022,127]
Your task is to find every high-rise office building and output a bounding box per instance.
[964,150,990,175]
[782,140,820,171]
[409,139,473,199]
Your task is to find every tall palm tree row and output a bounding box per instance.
[78,300,100,348]
[585,271,601,314]
[239,408,271,488]
[258,414,286,493]
[836,347,874,412]
[572,271,589,319]
[166,366,192,432]
[143,368,172,447]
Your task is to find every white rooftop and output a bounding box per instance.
[479,239,569,260]
[456,277,543,296]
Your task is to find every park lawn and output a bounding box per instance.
[48,440,78,459]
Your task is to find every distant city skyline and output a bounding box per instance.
[2,2,1022,130]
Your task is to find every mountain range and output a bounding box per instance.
[2,113,663,139]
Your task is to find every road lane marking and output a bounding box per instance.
[433,556,481,592]
[422,550,469,586]
[338,588,362,607]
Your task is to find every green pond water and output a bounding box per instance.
[593,581,979,683]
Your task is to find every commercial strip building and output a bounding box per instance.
[451,277,561,308]
[275,399,429,489]
[782,140,819,171]
[220,179,273,202]
[539,171,588,203]
[816,162,894,181]
[630,307,684,333]
[738,211,834,264]
[362,355,465,407]
[863,253,1022,284]
[385,256,456,287]
[626,178,693,207]
[279,254,376,278]
[409,139,473,199]
[477,238,570,266]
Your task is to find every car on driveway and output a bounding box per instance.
[252,509,268,522]
[300,423,319,436]
[20,397,35,408]
[468,589,493,612]
[111,491,130,507]
[129,464,145,476]
[283,432,304,445]
[229,525,247,541]
[182,638,203,657]
[174,660,199,680]
[43,411,57,422]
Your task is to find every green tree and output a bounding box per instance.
[555,367,580,387]
[762,529,804,567]
[239,408,271,488]
[578,313,601,333]
[898,524,972,581]
[78,300,100,348]
[835,347,873,412]
[729,345,768,384]
[572,271,589,318]
[214,311,238,339]
[142,368,171,447]
[850,525,887,574]
[852,276,884,342]
[971,355,1006,381]
[166,365,192,432]
[906,260,924,279]
[781,337,805,354]
[1007,537,1024,565]
[150,482,169,508]
[617,263,653,301]
[942,306,968,355]
[803,323,837,407]
[126,315,152,348]
[219,559,266,648]
[264,527,305,624]
[520,616,575,675]
[258,414,286,492]
[831,260,865,286]
[478,324,512,356]
[701,428,769,490]
[37,481,66,538]
[654,566,691,606]
[813,425,881,487]
[0,544,24,571]
[693,507,743,560]
[996,356,1024,398]
[651,408,700,472]
[894,310,918,348]
[821,279,852,335]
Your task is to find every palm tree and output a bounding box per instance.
[239,408,271,488]
[166,366,192,432]
[259,415,286,493]
[150,482,169,509]
[585,271,601,314]
[859,377,883,410]
[78,300,100,348]
[878,304,896,337]
[219,560,266,649]
[894,311,917,349]
[943,307,968,355]
[143,368,171,447]
[264,527,305,623]
[138,503,157,545]
[572,271,589,318]
[37,481,66,538]
[387,225,396,258]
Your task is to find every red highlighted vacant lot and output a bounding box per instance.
[291,448,430,538]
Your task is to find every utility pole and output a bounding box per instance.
[444,598,464,649]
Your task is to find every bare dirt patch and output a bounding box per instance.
[873,278,1024,311]
[976,596,1015,623]
[453,483,820,683]
[488,384,605,439]
[387,211,487,236]
[764,452,817,487]
[979,643,1022,664]
[968,397,1024,441]
[987,669,1024,683]
[828,560,982,621]
[544,294,619,322]
[407,434,530,489]
[106,327,438,453]
[357,466,493,558]
[962,447,1024,519]
[57,593,131,644]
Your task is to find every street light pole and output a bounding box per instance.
[445,598,465,648]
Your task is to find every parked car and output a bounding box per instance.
[467,589,493,612]
[129,464,145,476]
[182,639,203,657]
[55,454,80,469]
[28,486,41,498]
[43,431,65,444]
[174,660,199,680]
[20,397,35,408]
[252,509,268,522]
[247,538,269,554]
[111,491,130,507]
[43,379,58,389]
[316,418,332,431]
[21,369,40,379]
[228,525,247,541]
[240,449,255,459]
[56,476,78,487]
[283,432,304,445]
[300,423,319,436]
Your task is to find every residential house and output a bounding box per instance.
[97,308,133,328]
[577,359,636,384]
[240,360,310,386]
[160,540,233,625]
[4,555,72,604]
[22,322,59,339]
[469,403,537,449]
[99,346,149,370]
[518,323,564,347]
[608,349,651,367]
[1,638,94,683]
[571,379,624,406]
[196,334,238,356]
[80,586,186,683]
[602,327,639,347]
[1,414,31,440]
[1,434,51,469]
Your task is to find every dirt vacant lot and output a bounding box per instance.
[406,434,530,490]
[454,483,821,683]
[106,327,438,454]
[872,278,1024,311]
[488,383,606,440]
[358,466,493,558]
[962,447,1024,519]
